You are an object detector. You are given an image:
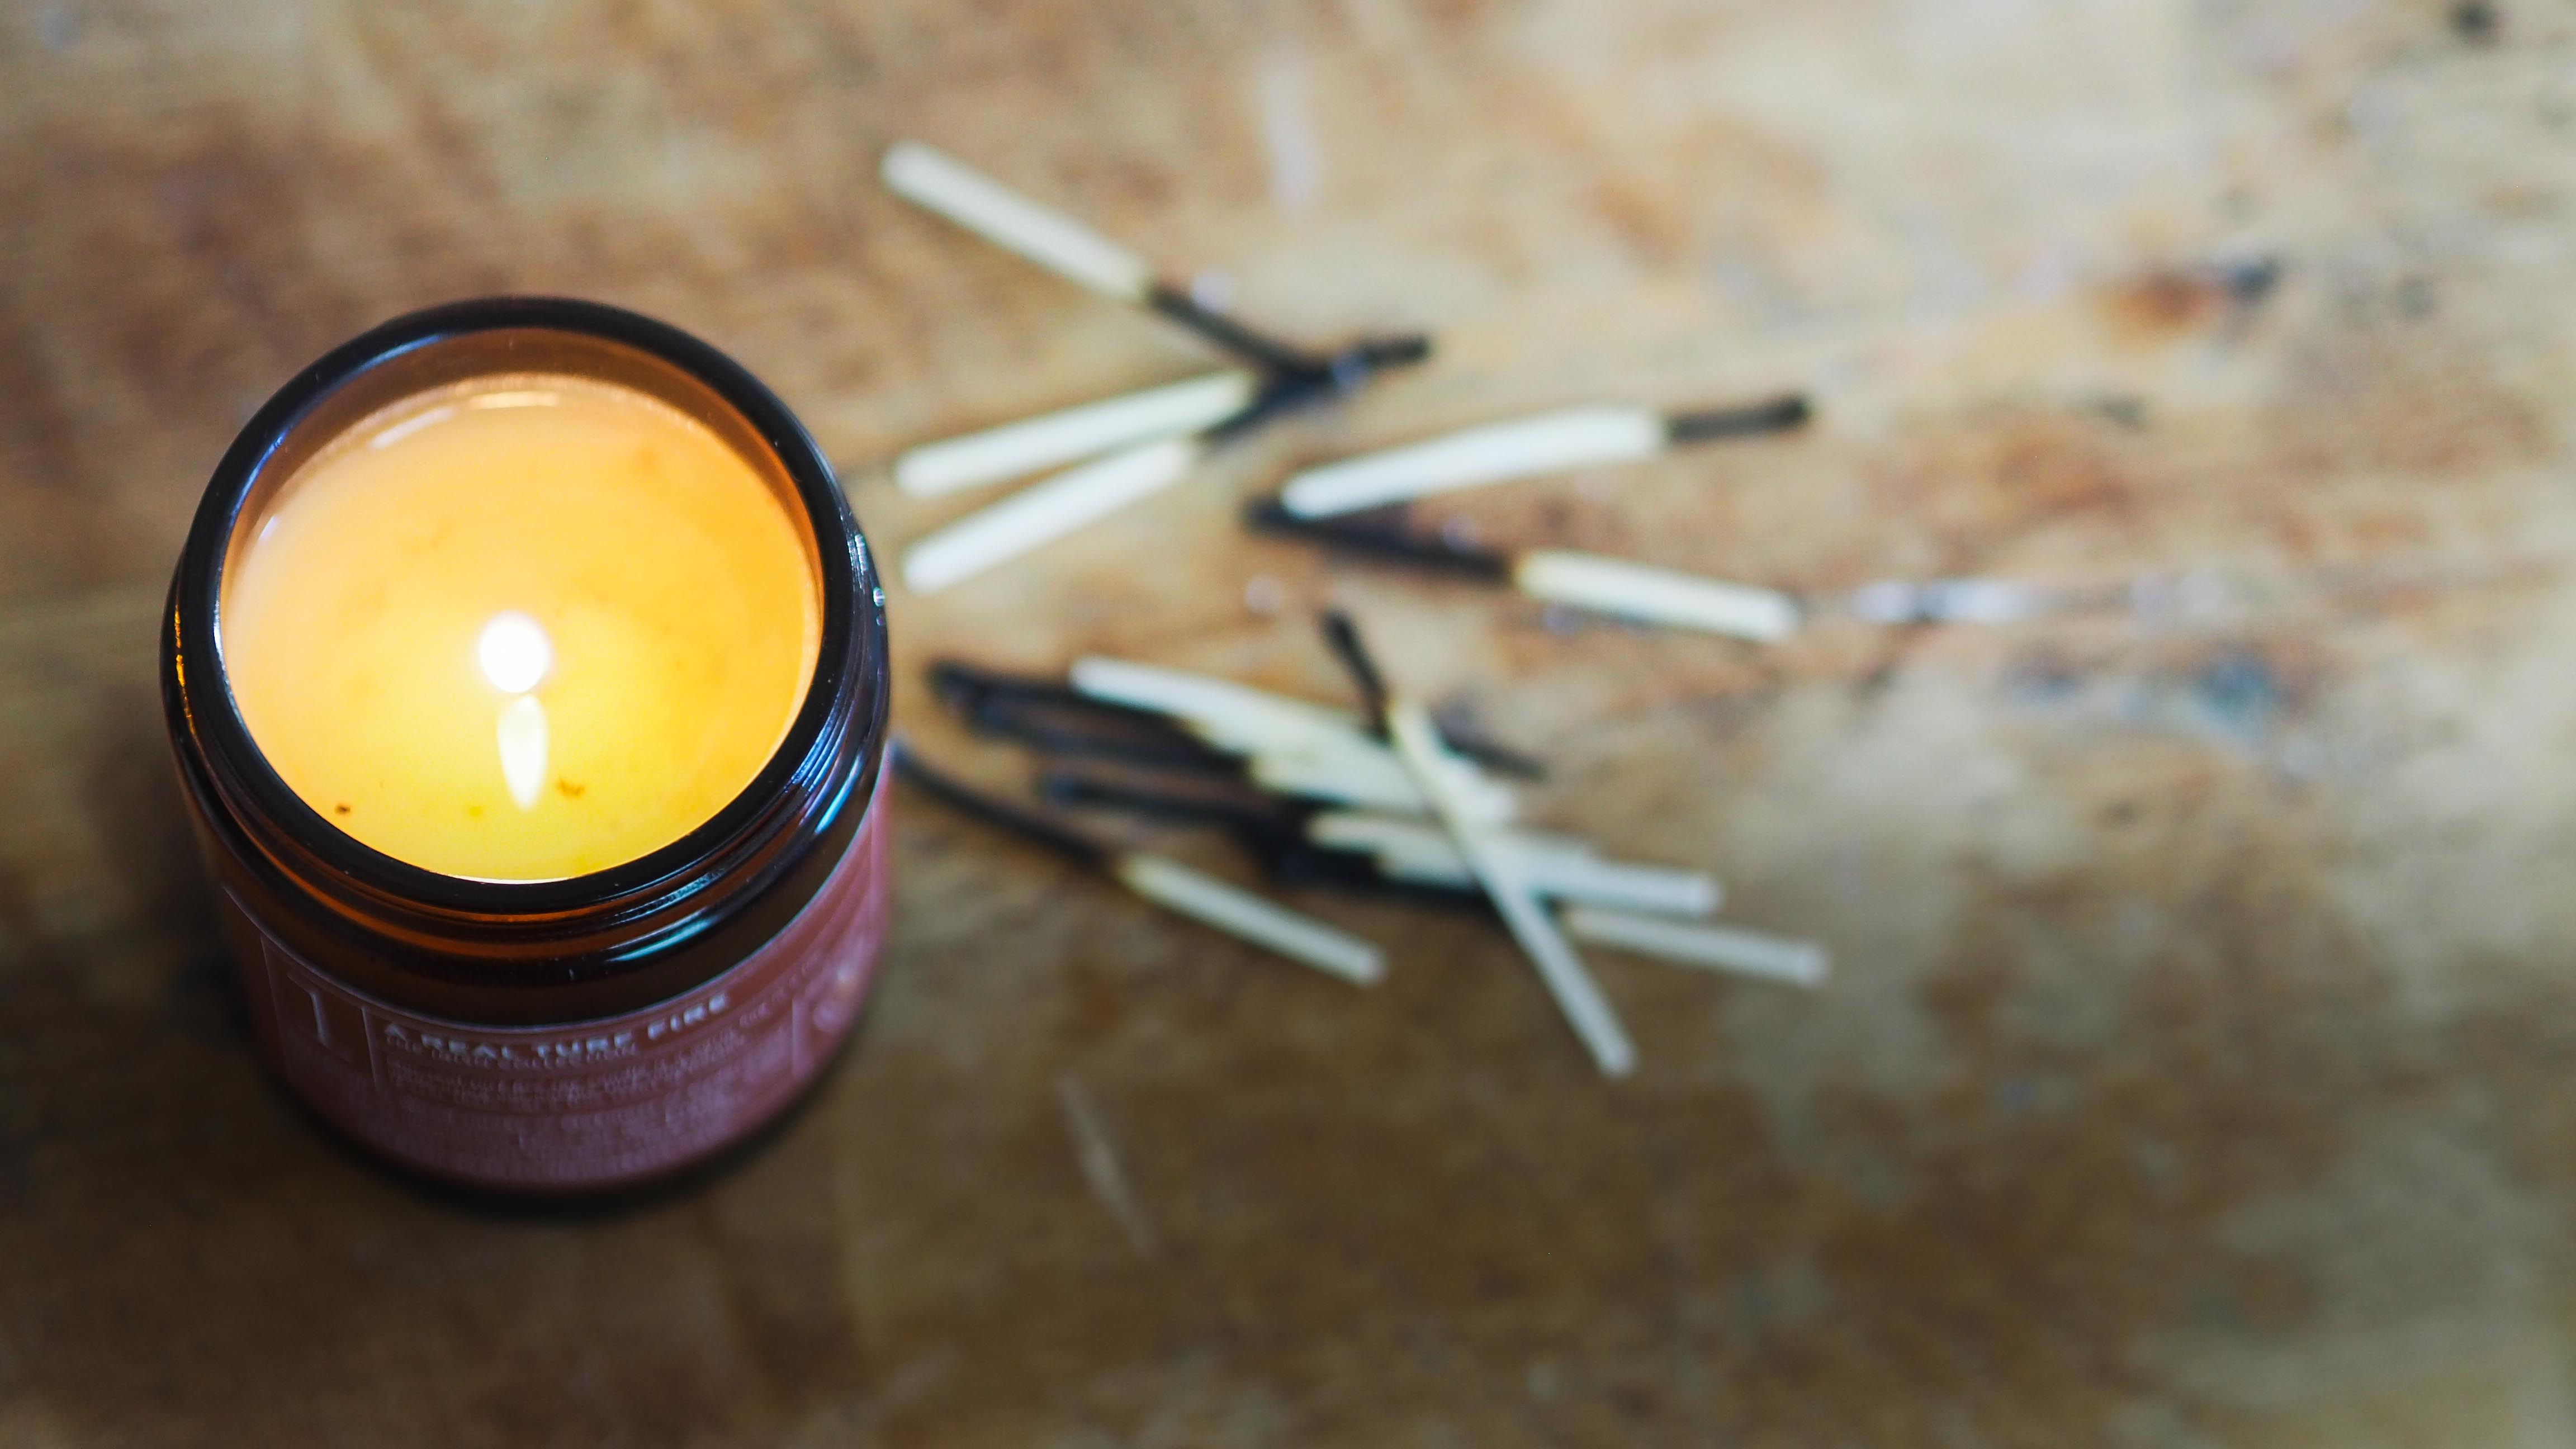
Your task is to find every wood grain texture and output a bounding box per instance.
[6,0,2576,1443]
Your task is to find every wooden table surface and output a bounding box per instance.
[7,1,2576,1443]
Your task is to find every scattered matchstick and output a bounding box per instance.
[1318,608,1392,733]
[1038,755,1306,831]
[883,141,1430,591]
[884,140,1318,372]
[893,741,1385,985]
[1277,394,1808,519]
[897,342,1428,593]
[935,655,1538,785]
[1066,655,1520,823]
[921,640,1820,1066]
[1306,812,1720,917]
[894,371,1257,498]
[1255,504,2133,633]
[1561,907,1829,988]
[905,435,1205,594]
[1301,609,1712,917]
[1028,752,1721,917]
[1250,503,1802,642]
[1386,695,1636,1076]
[1324,612,1636,1074]
[1512,552,1800,642]
[930,660,1234,769]
[1069,655,1373,755]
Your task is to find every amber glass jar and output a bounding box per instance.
[160,298,892,1194]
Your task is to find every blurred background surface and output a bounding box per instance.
[6,0,2576,1443]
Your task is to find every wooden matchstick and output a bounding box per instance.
[929,661,1233,769]
[893,371,1258,498]
[1386,697,1637,1077]
[1248,503,1802,642]
[879,142,1433,588]
[902,436,1205,594]
[1305,812,1721,918]
[1277,395,1807,518]
[1514,551,1802,642]
[892,332,1429,590]
[882,140,1321,374]
[893,742,1384,984]
[1308,610,1635,1071]
[1561,907,1829,987]
[1066,656,1520,823]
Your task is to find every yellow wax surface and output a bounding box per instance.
[222,374,820,882]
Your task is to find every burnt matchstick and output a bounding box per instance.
[1317,612,1636,1074]
[1249,501,1802,643]
[1424,703,1547,780]
[1065,655,1522,823]
[1315,609,1549,776]
[1388,692,1636,1077]
[884,141,1316,372]
[894,371,1257,499]
[1560,907,1829,987]
[931,656,1536,803]
[891,332,1430,506]
[1319,608,1393,735]
[1022,761,1467,906]
[1040,753,1721,918]
[1308,612,1713,920]
[882,141,1431,507]
[903,435,1208,593]
[1277,394,1808,519]
[1303,811,1721,918]
[1252,508,2106,633]
[892,740,1384,984]
[1310,619,1824,993]
[1036,755,1310,834]
[929,660,1235,770]
[898,340,1428,594]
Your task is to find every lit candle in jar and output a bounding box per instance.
[164,300,892,1195]
[220,372,821,880]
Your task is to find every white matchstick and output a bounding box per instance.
[1068,656,1365,754]
[893,371,1257,498]
[896,745,1382,985]
[1561,907,1830,987]
[1068,657,1518,823]
[901,436,1203,594]
[1114,852,1386,985]
[1510,551,1803,642]
[1281,406,1665,517]
[1387,699,1637,1077]
[1311,813,1722,918]
[882,141,1159,303]
[1306,810,1594,862]
[1376,846,1720,917]
[1277,395,1808,518]
[1245,745,1518,826]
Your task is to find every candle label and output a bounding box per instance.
[221,779,892,1191]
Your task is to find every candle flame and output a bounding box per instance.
[498,694,548,812]
[478,612,552,695]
